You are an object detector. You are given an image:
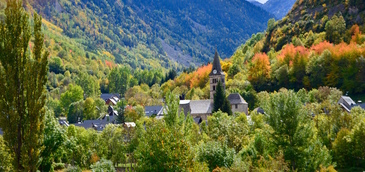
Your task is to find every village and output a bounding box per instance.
[54,52,365,133]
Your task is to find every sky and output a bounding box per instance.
[254,0,268,4]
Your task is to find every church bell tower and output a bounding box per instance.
[209,51,225,99]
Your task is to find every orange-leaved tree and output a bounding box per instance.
[248,53,271,90]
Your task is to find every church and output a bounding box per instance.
[179,51,248,120]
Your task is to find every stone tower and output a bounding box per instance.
[209,51,225,99]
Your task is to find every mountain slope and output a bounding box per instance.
[23,0,274,68]
[247,0,296,19]
[262,0,296,19]
[263,0,365,51]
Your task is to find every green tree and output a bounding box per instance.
[39,110,66,171]
[108,66,131,96]
[116,101,126,124]
[262,90,332,171]
[135,120,195,171]
[67,101,84,124]
[266,18,276,32]
[60,84,84,114]
[83,97,97,120]
[207,111,249,152]
[351,120,365,167]
[76,72,100,98]
[48,57,65,74]
[325,14,346,44]
[197,141,235,171]
[332,128,352,168]
[213,81,232,115]
[98,125,126,166]
[0,135,13,171]
[164,91,181,127]
[0,1,48,170]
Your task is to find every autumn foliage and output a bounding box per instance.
[175,63,213,89]
[248,53,271,90]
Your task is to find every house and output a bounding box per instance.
[75,114,117,131]
[0,128,3,135]
[179,100,213,120]
[228,93,248,115]
[100,93,121,105]
[108,105,118,116]
[144,106,163,117]
[338,96,365,112]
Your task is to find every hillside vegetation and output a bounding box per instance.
[159,0,365,108]
[264,0,365,51]
[23,0,274,68]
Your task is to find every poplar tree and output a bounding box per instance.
[0,0,48,171]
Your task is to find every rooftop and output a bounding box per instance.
[100,93,121,101]
[145,106,163,117]
[190,100,213,114]
[227,93,248,105]
[209,50,224,76]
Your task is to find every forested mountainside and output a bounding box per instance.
[16,0,274,68]
[162,0,365,108]
[264,0,365,51]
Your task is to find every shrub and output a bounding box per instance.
[65,166,82,172]
[90,159,116,172]
[52,162,65,171]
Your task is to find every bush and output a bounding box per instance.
[90,159,116,172]
[65,166,82,172]
[52,162,65,171]
[197,141,235,171]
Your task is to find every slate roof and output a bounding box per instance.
[339,96,356,108]
[254,107,265,114]
[228,93,248,105]
[59,120,69,127]
[100,93,121,101]
[338,96,358,112]
[359,103,365,110]
[209,50,224,76]
[145,106,163,117]
[75,115,116,131]
[190,100,213,114]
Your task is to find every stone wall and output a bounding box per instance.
[231,103,248,115]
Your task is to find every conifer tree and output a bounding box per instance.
[117,101,126,124]
[0,0,48,171]
[213,81,232,115]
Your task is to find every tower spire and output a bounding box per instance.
[210,50,223,76]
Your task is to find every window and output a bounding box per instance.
[213,86,216,91]
[235,104,238,109]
